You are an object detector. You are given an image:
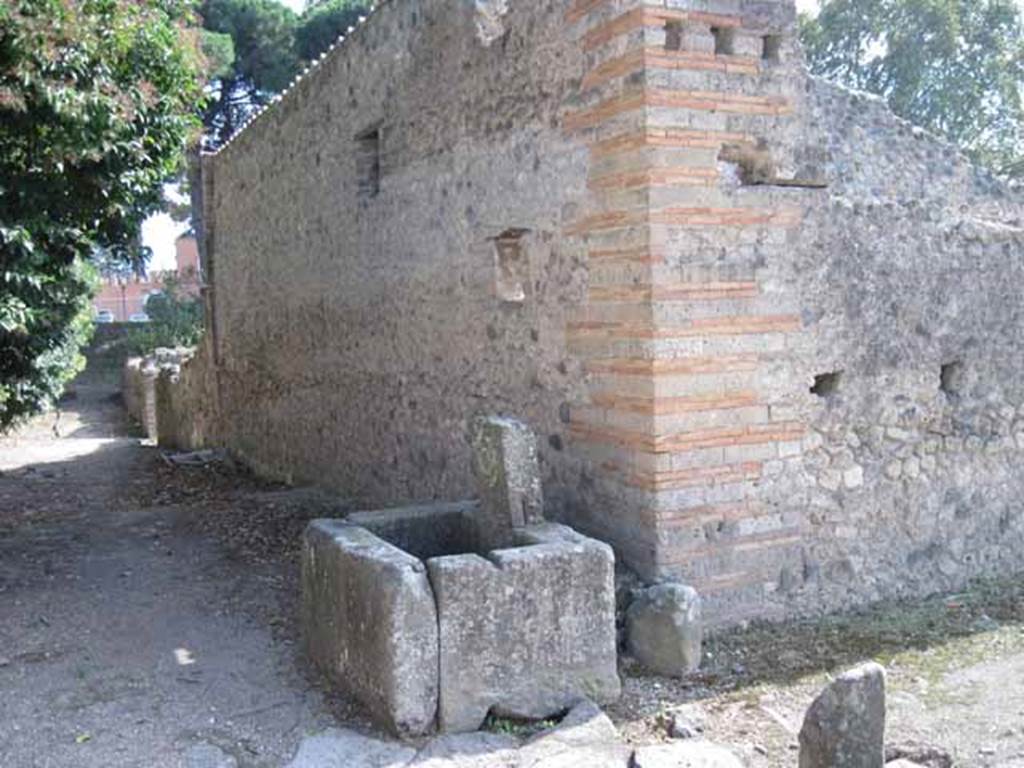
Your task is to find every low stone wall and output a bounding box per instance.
[121,347,205,448]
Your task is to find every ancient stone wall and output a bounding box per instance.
[197,0,614,533]
[191,0,1024,624]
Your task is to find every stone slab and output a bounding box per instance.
[428,523,620,732]
[409,732,520,768]
[632,742,746,768]
[517,700,631,768]
[284,728,416,768]
[301,520,438,736]
[469,416,544,551]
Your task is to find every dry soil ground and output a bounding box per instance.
[2,343,1023,767]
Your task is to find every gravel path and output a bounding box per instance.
[0,373,342,767]
[4,350,1024,768]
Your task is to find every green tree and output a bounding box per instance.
[0,0,203,430]
[295,0,367,62]
[200,0,300,147]
[128,276,205,353]
[800,0,1024,176]
[198,0,370,148]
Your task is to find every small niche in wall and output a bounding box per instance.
[940,361,965,397]
[810,371,842,398]
[761,35,782,63]
[664,20,684,51]
[492,228,531,304]
[355,125,381,199]
[711,26,736,56]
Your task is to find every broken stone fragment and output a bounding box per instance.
[799,662,886,768]
[625,583,703,677]
[428,523,620,733]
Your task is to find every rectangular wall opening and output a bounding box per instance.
[493,228,530,303]
[356,126,381,199]
[711,26,735,56]
[811,371,842,398]
[940,361,965,397]
[664,20,684,51]
[762,35,782,62]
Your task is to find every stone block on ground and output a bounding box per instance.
[284,727,416,768]
[428,523,620,732]
[632,741,746,768]
[469,415,544,551]
[799,662,886,768]
[626,583,703,677]
[516,699,632,768]
[409,732,520,768]
[301,520,438,736]
[184,742,238,768]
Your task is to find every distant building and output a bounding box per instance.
[93,234,201,321]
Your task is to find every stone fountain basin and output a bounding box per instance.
[302,501,620,737]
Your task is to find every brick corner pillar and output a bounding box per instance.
[562,0,808,624]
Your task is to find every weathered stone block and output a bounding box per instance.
[428,523,620,733]
[302,507,620,737]
[469,415,544,552]
[799,662,886,768]
[626,583,703,677]
[301,519,438,736]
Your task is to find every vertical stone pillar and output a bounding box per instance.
[562,0,809,622]
[469,415,545,551]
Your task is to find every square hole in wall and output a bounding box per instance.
[355,126,381,199]
[493,228,530,304]
[711,26,736,56]
[664,20,684,51]
[940,361,965,397]
[762,35,782,63]
[810,371,842,398]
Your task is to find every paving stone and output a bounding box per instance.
[410,732,520,768]
[183,742,238,768]
[632,741,746,768]
[517,700,631,768]
[284,728,416,768]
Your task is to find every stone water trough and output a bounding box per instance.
[301,417,621,737]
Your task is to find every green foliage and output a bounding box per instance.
[198,0,370,147]
[126,277,204,354]
[0,256,97,427]
[202,0,299,93]
[800,0,1024,176]
[295,0,366,62]
[200,0,299,144]
[201,29,236,81]
[0,0,203,431]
